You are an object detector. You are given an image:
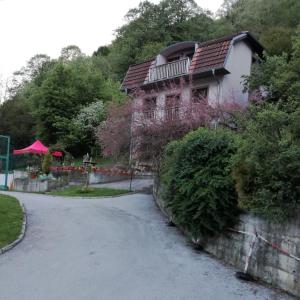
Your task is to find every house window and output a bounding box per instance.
[143,97,157,119]
[165,94,181,120]
[186,52,194,60]
[167,56,180,63]
[192,87,208,103]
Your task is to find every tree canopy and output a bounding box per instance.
[1,0,300,158]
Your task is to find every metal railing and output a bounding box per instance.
[143,109,157,119]
[165,106,180,120]
[147,58,190,83]
[141,106,182,121]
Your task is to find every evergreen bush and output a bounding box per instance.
[162,128,239,237]
[42,153,52,175]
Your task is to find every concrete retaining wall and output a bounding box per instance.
[153,179,300,297]
[52,170,130,185]
[13,178,67,193]
[13,170,135,192]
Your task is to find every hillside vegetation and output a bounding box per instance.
[1,0,299,157]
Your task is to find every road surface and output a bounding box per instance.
[0,191,292,300]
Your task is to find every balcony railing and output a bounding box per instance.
[147,58,190,83]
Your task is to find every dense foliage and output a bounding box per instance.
[1,0,300,156]
[231,27,300,221]
[106,0,215,80]
[0,98,34,149]
[232,104,300,221]
[0,0,299,229]
[0,50,125,155]
[162,128,239,237]
[42,152,52,175]
[105,0,300,80]
[216,0,300,55]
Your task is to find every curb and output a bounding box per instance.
[47,191,153,199]
[0,200,27,255]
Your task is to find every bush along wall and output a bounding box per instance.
[161,127,240,238]
[156,125,300,297]
[232,104,300,221]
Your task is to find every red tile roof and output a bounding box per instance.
[189,38,231,74]
[121,59,154,90]
[121,32,262,90]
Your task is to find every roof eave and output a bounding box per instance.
[233,31,264,56]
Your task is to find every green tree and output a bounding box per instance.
[60,45,84,61]
[232,104,300,221]
[0,98,35,149]
[246,26,300,111]
[107,0,214,79]
[67,101,106,154]
[217,0,300,55]
[28,56,115,149]
[42,152,52,175]
[8,54,52,97]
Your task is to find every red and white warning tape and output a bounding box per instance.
[243,232,258,273]
[228,228,300,263]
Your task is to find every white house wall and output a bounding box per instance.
[133,78,221,119]
[221,40,253,105]
[134,40,254,118]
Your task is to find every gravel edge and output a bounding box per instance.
[0,199,27,255]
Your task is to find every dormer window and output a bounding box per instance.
[167,56,180,63]
[186,52,194,60]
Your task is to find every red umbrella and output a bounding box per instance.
[52,151,63,157]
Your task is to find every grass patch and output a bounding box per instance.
[49,186,130,197]
[0,194,23,248]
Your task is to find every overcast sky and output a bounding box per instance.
[0,0,224,79]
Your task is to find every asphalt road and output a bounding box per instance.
[0,191,292,300]
[92,178,154,192]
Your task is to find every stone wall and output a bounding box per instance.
[13,178,67,193]
[153,179,300,297]
[52,170,131,185]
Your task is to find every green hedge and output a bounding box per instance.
[232,105,300,221]
[162,128,239,237]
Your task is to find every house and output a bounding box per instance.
[121,31,263,119]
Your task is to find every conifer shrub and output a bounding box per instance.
[162,127,239,237]
[42,153,52,175]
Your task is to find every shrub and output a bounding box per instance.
[162,127,239,237]
[42,153,52,175]
[232,104,300,221]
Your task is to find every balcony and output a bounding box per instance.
[147,58,191,83]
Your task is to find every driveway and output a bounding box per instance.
[92,178,154,192]
[0,191,291,300]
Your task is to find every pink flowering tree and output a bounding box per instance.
[97,78,244,170]
[97,100,133,162]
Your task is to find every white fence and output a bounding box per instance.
[147,58,190,82]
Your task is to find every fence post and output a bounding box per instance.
[4,136,10,189]
[0,135,10,190]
